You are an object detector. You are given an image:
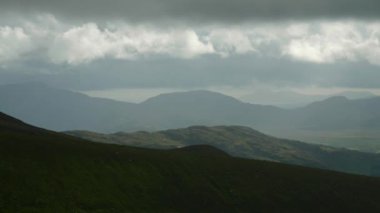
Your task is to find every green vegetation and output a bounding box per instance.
[67,126,380,176]
[2,112,380,212]
[265,128,380,153]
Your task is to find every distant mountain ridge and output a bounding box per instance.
[293,95,380,130]
[0,83,139,132]
[1,82,380,134]
[240,89,376,108]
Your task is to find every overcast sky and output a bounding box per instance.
[1,0,380,102]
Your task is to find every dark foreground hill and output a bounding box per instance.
[2,112,380,212]
[67,126,380,176]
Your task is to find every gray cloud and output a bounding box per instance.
[2,55,380,91]
[1,18,380,66]
[1,0,380,23]
[1,1,380,95]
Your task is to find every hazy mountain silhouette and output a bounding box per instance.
[138,90,283,130]
[0,83,140,132]
[0,82,380,133]
[292,96,380,130]
[241,89,376,108]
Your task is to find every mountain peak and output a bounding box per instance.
[142,90,242,106]
[305,96,349,109]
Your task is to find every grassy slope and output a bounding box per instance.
[67,126,380,176]
[2,113,380,212]
[265,128,380,153]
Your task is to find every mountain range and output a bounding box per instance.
[1,82,380,151]
[67,125,380,176]
[2,112,380,212]
[240,89,376,108]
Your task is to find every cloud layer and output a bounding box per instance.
[1,16,380,66]
[283,22,380,65]
[1,0,380,23]
[0,26,33,64]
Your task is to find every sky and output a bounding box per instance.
[1,0,380,104]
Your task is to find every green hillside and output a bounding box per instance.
[2,112,380,212]
[67,126,380,176]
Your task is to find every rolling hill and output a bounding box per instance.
[137,90,282,130]
[0,82,140,132]
[0,83,283,132]
[1,82,380,153]
[291,96,380,130]
[67,125,380,176]
[240,89,376,108]
[2,112,380,212]
[1,83,380,133]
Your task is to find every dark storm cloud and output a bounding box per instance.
[1,0,380,23]
[1,0,380,92]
